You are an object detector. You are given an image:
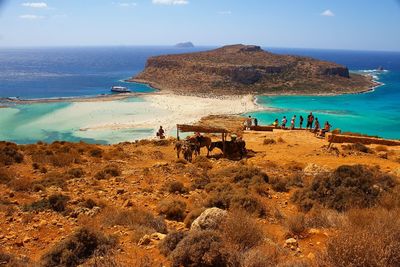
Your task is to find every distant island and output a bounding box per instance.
[174,42,195,48]
[131,44,377,95]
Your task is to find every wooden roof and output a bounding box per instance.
[177,115,246,134]
[177,124,229,134]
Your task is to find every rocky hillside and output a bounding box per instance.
[1,130,400,266]
[131,44,375,95]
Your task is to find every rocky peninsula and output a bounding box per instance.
[131,44,376,95]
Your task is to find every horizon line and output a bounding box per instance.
[0,44,399,53]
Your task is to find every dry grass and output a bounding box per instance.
[321,208,400,267]
[286,213,306,237]
[101,207,167,234]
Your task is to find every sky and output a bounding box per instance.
[0,0,399,51]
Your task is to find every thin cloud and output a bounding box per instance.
[113,2,137,7]
[218,11,232,15]
[321,9,335,17]
[152,0,188,5]
[21,2,48,8]
[19,14,45,19]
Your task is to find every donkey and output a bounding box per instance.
[209,140,247,159]
[187,136,212,156]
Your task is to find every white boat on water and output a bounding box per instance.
[111,86,131,93]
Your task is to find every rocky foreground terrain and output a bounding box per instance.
[131,45,375,95]
[1,130,400,266]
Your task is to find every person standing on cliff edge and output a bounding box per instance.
[299,115,304,129]
[306,112,314,129]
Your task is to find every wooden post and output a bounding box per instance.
[222,132,226,157]
[176,126,180,141]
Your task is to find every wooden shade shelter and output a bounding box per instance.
[176,115,247,157]
[176,124,231,157]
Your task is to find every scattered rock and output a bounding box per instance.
[116,188,125,195]
[303,163,331,176]
[190,207,228,231]
[377,152,388,159]
[138,235,152,246]
[123,199,134,207]
[150,232,166,241]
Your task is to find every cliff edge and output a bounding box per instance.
[131,44,375,95]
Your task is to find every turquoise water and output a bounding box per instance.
[247,70,400,140]
[1,47,400,143]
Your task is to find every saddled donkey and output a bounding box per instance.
[187,136,212,156]
[175,140,198,162]
[209,140,247,159]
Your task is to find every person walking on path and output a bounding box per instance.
[299,115,304,129]
[306,112,314,129]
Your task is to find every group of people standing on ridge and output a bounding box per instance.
[272,112,332,137]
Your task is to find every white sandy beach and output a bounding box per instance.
[77,93,264,138]
[8,93,263,143]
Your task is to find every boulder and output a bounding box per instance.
[303,163,331,177]
[190,207,228,231]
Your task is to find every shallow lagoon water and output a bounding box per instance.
[1,47,400,143]
[246,70,400,140]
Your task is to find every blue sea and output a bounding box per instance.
[0,46,399,143]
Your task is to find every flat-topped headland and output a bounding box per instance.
[131,44,376,95]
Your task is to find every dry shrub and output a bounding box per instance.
[0,250,30,267]
[95,164,121,180]
[222,210,264,252]
[0,167,13,184]
[33,171,69,189]
[205,189,266,217]
[277,258,311,267]
[379,185,400,210]
[193,156,213,170]
[270,176,289,192]
[342,143,373,154]
[242,245,280,267]
[102,207,167,234]
[170,230,238,267]
[277,137,285,143]
[285,161,304,172]
[41,227,117,267]
[157,199,187,221]
[231,166,269,184]
[184,208,206,228]
[28,142,81,167]
[292,165,396,212]
[23,194,69,213]
[89,148,103,158]
[67,168,85,178]
[286,213,306,237]
[305,207,345,229]
[158,231,188,256]
[321,208,400,267]
[0,142,24,166]
[8,176,32,192]
[190,175,211,190]
[164,180,188,194]
[263,138,276,145]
